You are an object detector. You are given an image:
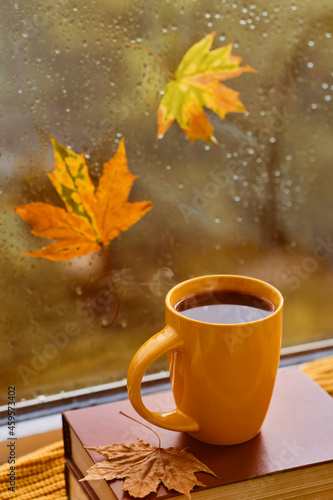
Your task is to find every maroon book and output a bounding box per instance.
[65,459,100,500]
[63,368,333,499]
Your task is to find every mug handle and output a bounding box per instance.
[127,326,200,432]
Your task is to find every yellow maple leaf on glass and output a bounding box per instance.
[15,137,152,261]
[155,32,255,145]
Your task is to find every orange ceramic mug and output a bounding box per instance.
[127,275,283,445]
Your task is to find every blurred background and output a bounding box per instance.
[0,0,332,404]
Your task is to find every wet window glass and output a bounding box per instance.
[1,0,332,402]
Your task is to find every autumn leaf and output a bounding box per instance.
[15,137,152,261]
[157,32,255,145]
[81,439,217,499]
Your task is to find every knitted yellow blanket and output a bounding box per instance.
[0,356,332,500]
[0,441,66,500]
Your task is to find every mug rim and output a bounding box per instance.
[165,274,283,327]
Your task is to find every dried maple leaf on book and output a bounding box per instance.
[81,439,217,499]
[15,137,152,261]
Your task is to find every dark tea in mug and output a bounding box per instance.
[175,289,275,324]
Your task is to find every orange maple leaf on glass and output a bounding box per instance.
[156,32,255,145]
[15,137,152,261]
[82,439,217,499]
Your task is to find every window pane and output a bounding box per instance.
[1,0,332,403]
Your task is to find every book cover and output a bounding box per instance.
[65,459,100,500]
[63,368,333,499]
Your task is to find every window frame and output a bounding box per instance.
[1,339,332,429]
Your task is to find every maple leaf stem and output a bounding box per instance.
[126,44,173,79]
[100,243,120,328]
[119,411,161,449]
